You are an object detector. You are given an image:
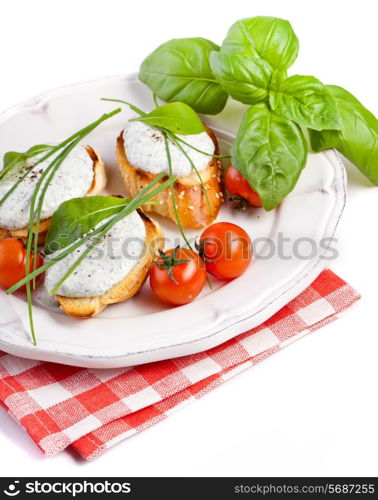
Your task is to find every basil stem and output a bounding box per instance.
[153,93,159,107]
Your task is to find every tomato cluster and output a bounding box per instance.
[150,222,252,306]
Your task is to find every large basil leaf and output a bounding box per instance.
[45,196,130,254]
[139,38,228,115]
[130,102,205,135]
[221,17,299,71]
[269,73,341,131]
[232,104,307,210]
[309,85,378,184]
[210,52,273,105]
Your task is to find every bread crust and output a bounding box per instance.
[0,146,107,243]
[116,126,223,228]
[55,211,164,318]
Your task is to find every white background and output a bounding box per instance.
[0,0,377,477]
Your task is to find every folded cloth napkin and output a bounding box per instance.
[0,270,360,460]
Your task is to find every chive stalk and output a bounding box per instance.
[162,133,193,249]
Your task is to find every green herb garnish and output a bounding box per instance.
[138,15,378,208]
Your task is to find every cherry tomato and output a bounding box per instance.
[0,238,43,291]
[224,164,263,208]
[150,247,207,306]
[199,222,252,280]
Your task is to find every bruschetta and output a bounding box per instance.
[45,210,163,318]
[0,146,106,243]
[116,122,223,228]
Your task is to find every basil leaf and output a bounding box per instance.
[309,85,378,185]
[3,151,26,169]
[139,38,228,115]
[210,52,273,105]
[130,102,205,135]
[221,17,299,71]
[45,196,131,254]
[3,151,26,168]
[232,104,307,210]
[0,151,28,182]
[1,144,52,183]
[269,74,341,131]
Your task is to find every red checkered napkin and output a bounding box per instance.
[0,270,360,460]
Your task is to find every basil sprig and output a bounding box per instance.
[139,15,378,209]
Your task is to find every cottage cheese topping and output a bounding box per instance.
[124,121,215,178]
[45,211,146,297]
[0,146,94,230]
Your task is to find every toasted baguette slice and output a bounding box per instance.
[116,126,223,228]
[0,146,107,244]
[55,211,163,319]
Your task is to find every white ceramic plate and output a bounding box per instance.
[0,75,346,368]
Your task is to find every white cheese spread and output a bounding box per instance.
[123,121,215,178]
[0,146,94,230]
[45,211,146,297]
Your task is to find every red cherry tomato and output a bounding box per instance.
[224,164,263,208]
[200,222,252,280]
[0,238,43,291]
[150,247,207,306]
